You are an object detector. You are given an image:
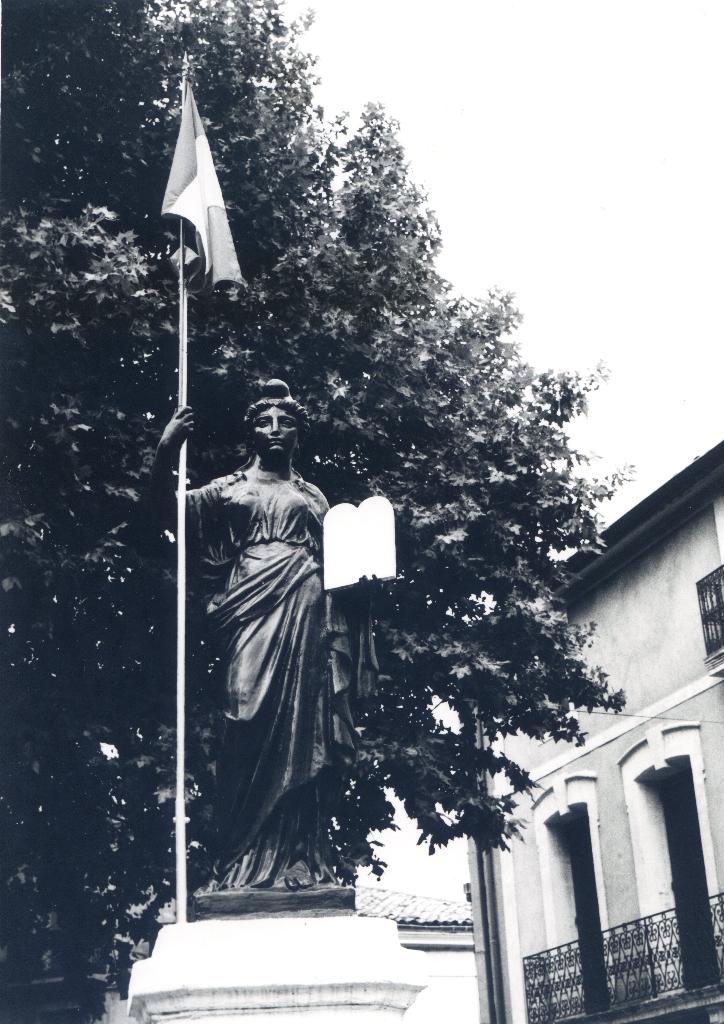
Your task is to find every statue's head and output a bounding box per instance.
[244,379,309,463]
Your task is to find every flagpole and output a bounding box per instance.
[161,53,242,926]
[175,58,189,927]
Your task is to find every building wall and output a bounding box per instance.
[496,495,724,1024]
[499,683,724,1024]
[505,681,724,952]
[402,946,478,1024]
[568,504,720,726]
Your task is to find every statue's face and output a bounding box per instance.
[252,405,298,462]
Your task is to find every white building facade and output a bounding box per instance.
[491,440,724,1024]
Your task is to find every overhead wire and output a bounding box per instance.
[566,675,724,725]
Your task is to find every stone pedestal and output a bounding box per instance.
[193,883,355,920]
[127,916,428,1024]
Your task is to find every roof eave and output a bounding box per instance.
[561,441,724,606]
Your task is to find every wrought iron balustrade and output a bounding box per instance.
[524,893,724,1022]
[523,939,585,1024]
[697,564,724,656]
[603,908,681,1005]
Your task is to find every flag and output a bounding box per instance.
[163,85,243,293]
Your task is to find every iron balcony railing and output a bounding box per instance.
[523,893,724,1023]
[697,564,724,656]
[524,939,585,1023]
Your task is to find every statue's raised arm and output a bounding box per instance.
[148,405,194,536]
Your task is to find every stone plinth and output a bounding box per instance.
[127,916,428,1024]
[193,884,355,920]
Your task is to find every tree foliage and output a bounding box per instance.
[0,0,623,1016]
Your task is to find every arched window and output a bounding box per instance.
[533,774,609,1013]
[618,723,719,989]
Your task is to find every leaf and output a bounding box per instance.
[434,527,468,547]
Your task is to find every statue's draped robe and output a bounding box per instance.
[187,469,376,890]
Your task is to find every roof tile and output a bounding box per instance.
[355,885,473,927]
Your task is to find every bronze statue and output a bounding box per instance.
[150,380,377,905]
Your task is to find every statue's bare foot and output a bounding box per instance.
[284,860,314,891]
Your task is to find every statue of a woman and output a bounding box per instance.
[150,380,377,899]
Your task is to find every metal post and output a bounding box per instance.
[174,66,189,926]
[469,716,506,1024]
[484,844,506,1023]
[468,836,498,1024]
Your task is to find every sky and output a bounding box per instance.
[280,0,724,902]
[284,0,724,526]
